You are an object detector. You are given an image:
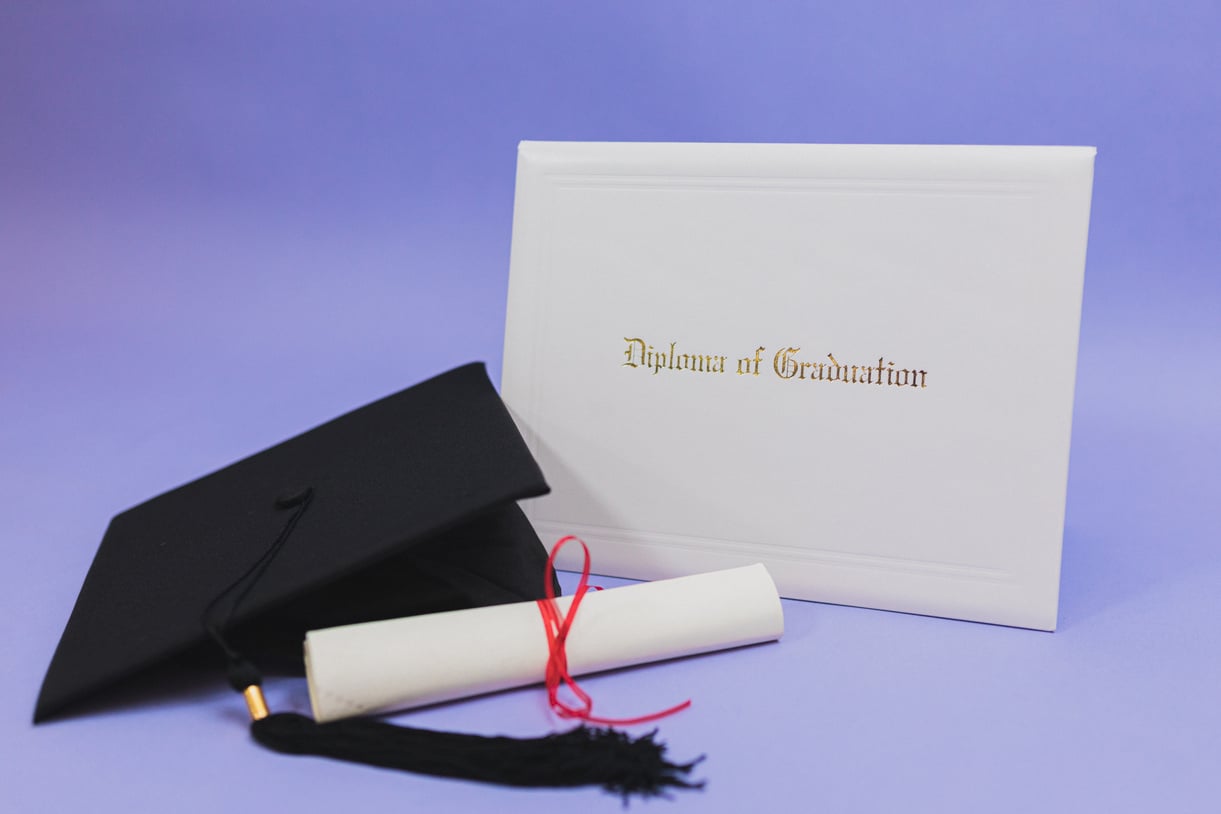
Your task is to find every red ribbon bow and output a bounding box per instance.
[536,536,692,726]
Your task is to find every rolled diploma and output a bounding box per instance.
[305,563,783,722]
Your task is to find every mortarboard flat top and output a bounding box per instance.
[36,363,551,722]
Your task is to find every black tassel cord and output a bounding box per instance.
[202,487,705,801]
[254,715,702,799]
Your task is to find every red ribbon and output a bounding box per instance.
[536,535,692,726]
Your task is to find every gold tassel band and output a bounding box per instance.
[243,685,270,721]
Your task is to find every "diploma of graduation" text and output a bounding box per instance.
[621,337,928,389]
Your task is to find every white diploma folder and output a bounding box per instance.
[305,563,783,723]
[502,142,1096,631]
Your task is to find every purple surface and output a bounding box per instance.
[3,3,1219,812]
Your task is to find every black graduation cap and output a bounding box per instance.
[36,362,552,722]
[34,362,702,799]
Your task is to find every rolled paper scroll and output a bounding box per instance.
[305,563,784,723]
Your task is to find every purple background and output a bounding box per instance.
[3,3,1218,811]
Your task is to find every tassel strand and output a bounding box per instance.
[252,713,705,800]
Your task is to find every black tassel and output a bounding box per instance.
[252,712,704,800]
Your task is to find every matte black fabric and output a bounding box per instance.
[35,363,551,722]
